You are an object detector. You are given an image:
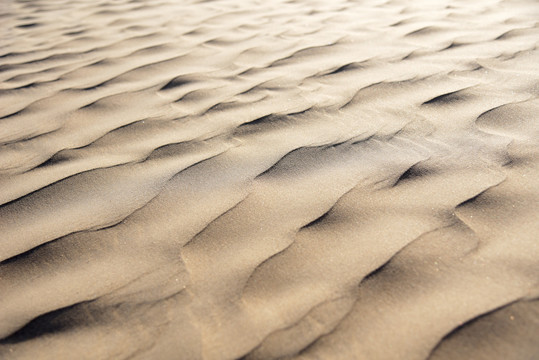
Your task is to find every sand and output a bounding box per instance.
[0,0,538,359]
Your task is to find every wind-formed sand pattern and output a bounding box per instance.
[1,0,539,359]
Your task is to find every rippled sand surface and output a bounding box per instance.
[1,0,539,359]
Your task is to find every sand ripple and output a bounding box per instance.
[1,0,538,359]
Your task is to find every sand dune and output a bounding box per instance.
[1,0,538,359]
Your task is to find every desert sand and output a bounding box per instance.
[0,0,538,359]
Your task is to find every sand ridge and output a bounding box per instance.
[0,0,538,359]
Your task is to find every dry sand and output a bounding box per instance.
[1,0,539,359]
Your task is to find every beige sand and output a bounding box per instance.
[0,0,538,359]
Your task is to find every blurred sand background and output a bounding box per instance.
[0,0,538,359]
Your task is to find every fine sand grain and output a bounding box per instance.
[1,0,538,359]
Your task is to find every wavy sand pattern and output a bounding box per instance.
[1,0,539,359]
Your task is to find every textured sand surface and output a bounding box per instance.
[1,0,539,359]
